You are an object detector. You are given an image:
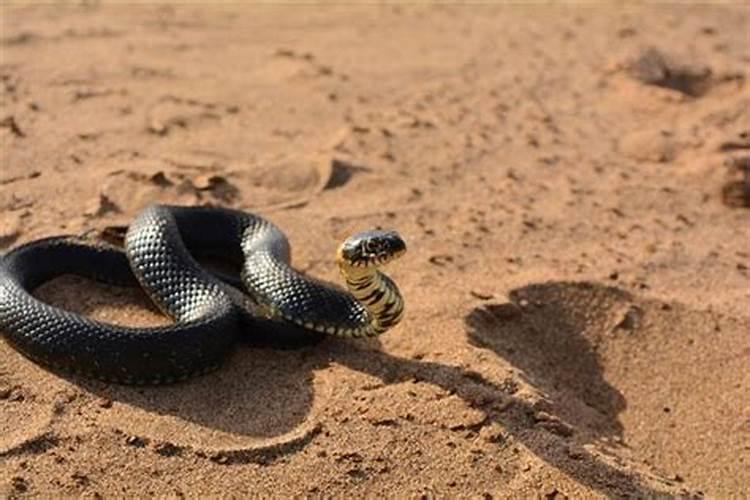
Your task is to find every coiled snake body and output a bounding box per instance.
[0,205,406,384]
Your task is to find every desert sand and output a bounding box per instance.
[1,4,749,498]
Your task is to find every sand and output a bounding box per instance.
[1,4,749,498]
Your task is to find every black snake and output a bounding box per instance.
[0,205,406,384]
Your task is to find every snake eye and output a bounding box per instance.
[364,240,378,254]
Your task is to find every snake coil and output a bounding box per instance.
[0,205,406,384]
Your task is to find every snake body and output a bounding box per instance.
[0,205,406,384]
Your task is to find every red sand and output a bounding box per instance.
[1,5,748,497]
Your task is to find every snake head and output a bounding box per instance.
[337,230,406,269]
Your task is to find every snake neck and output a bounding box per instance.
[340,266,404,336]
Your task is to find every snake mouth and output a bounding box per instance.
[337,230,406,269]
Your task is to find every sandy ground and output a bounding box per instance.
[1,4,749,498]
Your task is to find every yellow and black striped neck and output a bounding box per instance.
[340,266,404,337]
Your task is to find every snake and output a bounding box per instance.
[0,204,406,385]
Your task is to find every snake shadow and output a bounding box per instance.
[467,282,628,439]
[332,281,681,497]
[35,276,323,440]
[36,277,681,495]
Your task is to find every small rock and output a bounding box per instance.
[479,423,506,444]
[153,442,182,457]
[85,193,120,217]
[370,418,399,427]
[544,487,566,499]
[322,157,369,190]
[149,171,173,187]
[125,435,147,447]
[615,306,643,331]
[534,410,555,422]
[428,255,453,266]
[192,174,224,190]
[7,389,25,402]
[192,174,238,201]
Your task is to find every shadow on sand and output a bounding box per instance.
[331,281,680,497]
[37,278,686,495]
